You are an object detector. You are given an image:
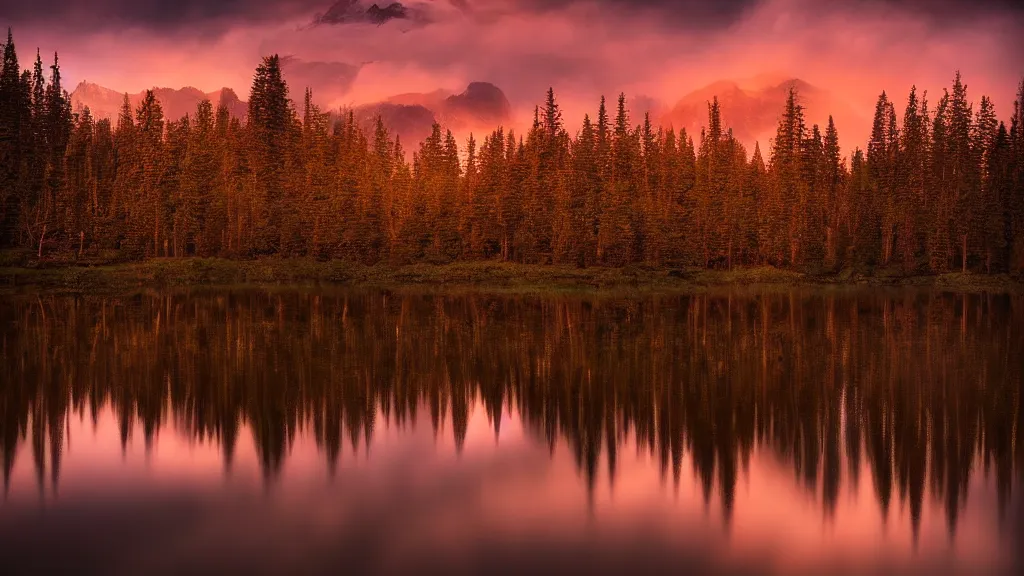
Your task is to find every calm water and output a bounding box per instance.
[1,289,1022,575]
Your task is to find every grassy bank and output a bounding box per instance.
[1,256,1021,295]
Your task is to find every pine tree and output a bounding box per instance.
[246,54,292,255]
[363,115,393,263]
[300,89,333,259]
[747,142,769,264]
[178,100,217,256]
[132,89,165,257]
[821,117,846,268]
[972,95,1000,271]
[62,107,95,250]
[640,113,667,265]
[567,115,598,266]
[0,28,26,246]
[802,123,825,265]
[867,91,898,266]
[594,96,610,260]
[89,117,115,250]
[1010,79,1024,270]
[666,127,696,265]
[598,93,638,266]
[926,90,951,271]
[20,50,47,248]
[766,88,806,266]
[498,131,523,262]
[36,52,72,257]
[897,87,928,272]
[163,116,189,256]
[526,87,568,263]
[470,128,506,260]
[848,147,872,267]
[110,94,138,252]
[985,122,1013,272]
[947,73,979,272]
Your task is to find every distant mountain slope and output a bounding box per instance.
[315,0,411,25]
[351,102,438,149]
[358,82,513,150]
[441,82,513,130]
[70,79,511,152]
[71,82,247,121]
[661,78,864,153]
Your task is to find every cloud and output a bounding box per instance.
[7,0,1021,33]
[5,0,1022,154]
[2,0,324,34]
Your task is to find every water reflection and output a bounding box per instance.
[0,289,1021,574]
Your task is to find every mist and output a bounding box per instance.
[8,0,1023,153]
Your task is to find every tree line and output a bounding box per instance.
[1,29,1023,273]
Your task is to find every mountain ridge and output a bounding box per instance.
[70,82,247,122]
[71,76,862,154]
[661,77,864,153]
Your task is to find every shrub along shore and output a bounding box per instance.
[2,254,1021,295]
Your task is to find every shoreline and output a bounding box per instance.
[2,258,1022,295]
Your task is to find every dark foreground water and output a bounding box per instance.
[1,289,1022,575]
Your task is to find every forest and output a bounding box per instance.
[1,29,1023,274]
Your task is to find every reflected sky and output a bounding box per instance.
[0,289,1021,575]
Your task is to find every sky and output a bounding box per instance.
[3,0,1023,147]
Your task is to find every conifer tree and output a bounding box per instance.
[896,88,928,272]
[247,55,292,254]
[470,128,506,259]
[640,113,667,264]
[567,115,599,266]
[867,91,898,266]
[63,107,95,249]
[847,147,872,266]
[110,94,138,251]
[973,95,1000,271]
[89,117,116,249]
[21,50,47,247]
[1010,79,1024,270]
[36,52,72,256]
[132,89,165,257]
[946,73,979,272]
[0,29,26,246]
[599,93,638,265]
[177,100,217,255]
[821,117,846,267]
[694,98,724,266]
[363,115,393,263]
[665,127,696,265]
[747,142,769,264]
[802,123,825,265]
[766,88,806,266]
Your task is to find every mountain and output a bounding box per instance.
[314,0,413,25]
[351,102,438,149]
[440,82,513,130]
[71,79,511,152]
[279,57,362,104]
[70,82,247,122]
[661,78,864,153]
[357,82,513,150]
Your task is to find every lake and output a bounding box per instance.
[1,289,1021,575]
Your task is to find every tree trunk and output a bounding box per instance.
[961,235,967,273]
[38,224,46,259]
